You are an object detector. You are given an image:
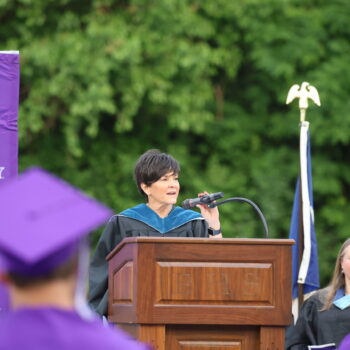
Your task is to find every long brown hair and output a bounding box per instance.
[321,238,350,311]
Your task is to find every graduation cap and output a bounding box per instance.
[0,167,112,276]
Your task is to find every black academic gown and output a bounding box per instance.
[88,204,209,316]
[286,288,350,349]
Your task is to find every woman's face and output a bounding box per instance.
[341,245,350,282]
[142,172,180,207]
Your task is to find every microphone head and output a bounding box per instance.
[182,193,224,209]
[181,199,192,209]
[211,192,225,201]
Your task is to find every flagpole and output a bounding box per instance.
[286,82,321,313]
[297,181,304,310]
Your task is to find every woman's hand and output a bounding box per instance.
[196,192,222,238]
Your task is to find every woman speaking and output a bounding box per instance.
[88,149,222,317]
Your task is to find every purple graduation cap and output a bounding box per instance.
[0,167,112,276]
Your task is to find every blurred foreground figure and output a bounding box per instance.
[0,168,151,350]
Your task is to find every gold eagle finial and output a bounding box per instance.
[286,82,321,122]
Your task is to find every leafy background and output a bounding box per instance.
[2,0,350,286]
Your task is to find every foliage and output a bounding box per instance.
[1,0,350,286]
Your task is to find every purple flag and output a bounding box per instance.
[0,50,20,316]
[0,51,20,185]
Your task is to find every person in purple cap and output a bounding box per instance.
[0,168,151,350]
[89,149,222,317]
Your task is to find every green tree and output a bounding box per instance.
[1,0,350,285]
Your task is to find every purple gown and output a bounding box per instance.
[0,307,151,350]
[340,335,350,350]
[0,283,10,316]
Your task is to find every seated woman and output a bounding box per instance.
[286,238,350,350]
[88,149,222,316]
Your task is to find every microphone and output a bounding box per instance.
[181,192,225,209]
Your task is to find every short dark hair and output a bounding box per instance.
[8,254,78,289]
[134,149,180,199]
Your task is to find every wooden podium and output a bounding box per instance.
[107,237,294,350]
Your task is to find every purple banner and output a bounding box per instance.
[0,50,19,316]
[0,51,20,185]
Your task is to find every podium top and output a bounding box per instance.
[107,237,294,261]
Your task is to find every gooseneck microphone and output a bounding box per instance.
[182,192,269,238]
[181,192,225,209]
[212,197,269,238]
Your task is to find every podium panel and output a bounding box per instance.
[166,325,259,350]
[155,261,273,304]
